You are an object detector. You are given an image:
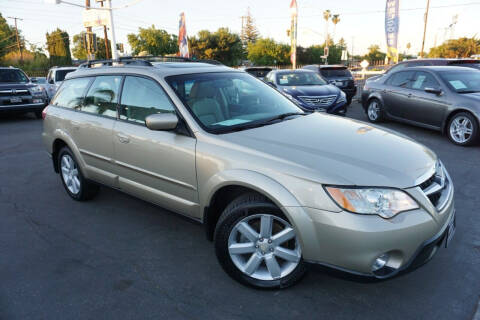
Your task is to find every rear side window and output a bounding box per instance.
[119,76,175,124]
[51,77,92,109]
[80,76,122,117]
[386,71,415,88]
[55,69,76,82]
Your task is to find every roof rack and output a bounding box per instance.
[78,55,224,68]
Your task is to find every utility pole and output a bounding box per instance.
[98,0,110,59]
[420,0,430,58]
[7,17,23,63]
[107,0,119,60]
[85,0,95,60]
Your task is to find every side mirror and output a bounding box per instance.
[424,87,443,95]
[145,113,179,131]
[48,79,54,84]
[31,78,38,83]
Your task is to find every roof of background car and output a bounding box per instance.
[420,66,480,72]
[275,69,316,74]
[64,63,237,80]
[398,58,480,64]
[0,67,20,70]
[49,66,78,70]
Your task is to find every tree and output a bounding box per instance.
[241,8,259,45]
[127,25,178,56]
[189,28,243,66]
[247,38,290,65]
[72,32,111,60]
[428,37,480,58]
[331,14,340,42]
[46,28,72,66]
[0,13,21,59]
[363,45,386,64]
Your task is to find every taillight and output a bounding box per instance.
[42,106,48,120]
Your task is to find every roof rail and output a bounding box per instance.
[78,55,224,68]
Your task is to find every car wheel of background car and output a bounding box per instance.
[447,112,479,146]
[58,146,99,201]
[34,111,42,119]
[214,193,306,289]
[366,99,384,123]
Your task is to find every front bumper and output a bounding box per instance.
[0,102,47,113]
[287,183,455,278]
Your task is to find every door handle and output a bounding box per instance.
[117,133,130,144]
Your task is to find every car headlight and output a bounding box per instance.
[30,85,44,95]
[336,91,347,104]
[325,186,419,218]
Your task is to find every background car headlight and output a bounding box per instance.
[336,91,347,104]
[30,85,44,95]
[325,187,419,218]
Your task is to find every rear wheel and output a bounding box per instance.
[366,99,384,123]
[447,112,479,146]
[58,147,99,201]
[214,193,306,289]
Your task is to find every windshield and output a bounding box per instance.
[320,68,351,78]
[276,72,327,86]
[55,69,76,82]
[166,72,304,133]
[440,71,480,93]
[0,69,29,83]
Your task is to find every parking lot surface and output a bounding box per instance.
[1,103,479,320]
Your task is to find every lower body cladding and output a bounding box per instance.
[286,187,455,278]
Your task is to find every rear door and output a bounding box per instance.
[112,75,198,217]
[402,71,449,128]
[382,70,415,118]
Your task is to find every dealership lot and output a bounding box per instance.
[0,103,479,320]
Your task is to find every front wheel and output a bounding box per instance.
[366,99,384,123]
[214,193,306,289]
[447,112,479,146]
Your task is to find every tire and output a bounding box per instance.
[214,193,307,289]
[34,110,42,119]
[346,97,353,106]
[58,146,99,201]
[446,112,479,146]
[366,98,384,123]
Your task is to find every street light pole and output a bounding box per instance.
[420,0,430,58]
[107,0,119,60]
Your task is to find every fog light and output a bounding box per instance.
[372,253,389,272]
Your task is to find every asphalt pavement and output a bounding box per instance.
[1,103,479,320]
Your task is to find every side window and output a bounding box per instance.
[386,71,415,88]
[80,76,122,117]
[411,72,440,90]
[119,76,175,124]
[46,70,53,83]
[51,77,92,109]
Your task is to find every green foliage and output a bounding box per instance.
[0,13,23,60]
[127,25,177,56]
[428,37,480,58]
[72,32,111,60]
[46,28,72,66]
[363,45,386,63]
[190,28,243,66]
[247,38,290,65]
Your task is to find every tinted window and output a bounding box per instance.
[320,68,351,77]
[51,77,91,109]
[411,72,440,90]
[387,71,415,88]
[276,72,327,86]
[0,69,28,83]
[80,76,122,117]
[119,76,175,124]
[55,69,76,82]
[439,70,480,93]
[386,63,408,74]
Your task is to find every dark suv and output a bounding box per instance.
[0,67,48,118]
[303,65,357,105]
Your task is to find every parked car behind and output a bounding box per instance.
[0,67,48,118]
[46,66,77,99]
[43,60,455,289]
[265,69,347,114]
[303,64,357,105]
[240,66,274,81]
[362,66,480,146]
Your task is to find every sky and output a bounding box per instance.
[1,0,479,57]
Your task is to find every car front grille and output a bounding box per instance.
[419,162,451,210]
[0,89,30,97]
[298,95,337,107]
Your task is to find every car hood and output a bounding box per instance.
[221,113,436,188]
[278,84,340,97]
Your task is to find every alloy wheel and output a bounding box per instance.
[228,214,301,281]
[368,101,380,121]
[449,116,473,144]
[61,154,81,195]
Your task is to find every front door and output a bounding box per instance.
[112,76,198,217]
[382,70,416,118]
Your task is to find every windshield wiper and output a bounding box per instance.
[262,112,307,124]
[458,90,480,94]
[214,112,307,134]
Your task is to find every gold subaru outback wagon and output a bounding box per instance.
[42,60,456,289]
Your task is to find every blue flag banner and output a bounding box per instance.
[385,0,399,63]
